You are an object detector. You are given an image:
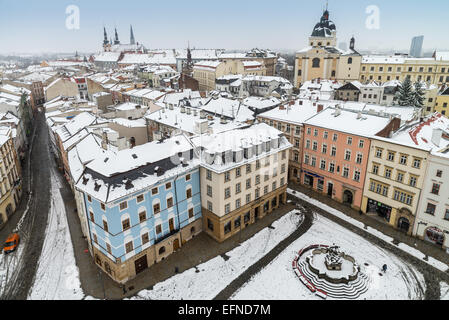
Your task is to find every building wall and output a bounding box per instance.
[200,149,290,242]
[82,168,202,283]
[45,79,79,101]
[414,154,449,252]
[361,139,428,234]
[435,94,449,117]
[301,125,371,210]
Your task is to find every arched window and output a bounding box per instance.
[318,42,322,46]
[159,246,166,255]
[312,58,320,68]
[348,57,353,64]
[331,70,336,77]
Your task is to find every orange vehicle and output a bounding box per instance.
[3,233,20,254]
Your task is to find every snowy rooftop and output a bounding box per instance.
[193,60,222,71]
[190,123,292,173]
[242,96,281,110]
[202,97,254,122]
[304,107,393,137]
[362,55,407,64]
[76,135,199,203]
[146,106,246,135]
[258,99,321,125]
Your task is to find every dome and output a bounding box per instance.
[311,10,336,38]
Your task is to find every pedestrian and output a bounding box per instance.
[382,264,387,273]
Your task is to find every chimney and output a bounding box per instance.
[317,104,324,113]
[101,131,108,150]
[432,128,443,146]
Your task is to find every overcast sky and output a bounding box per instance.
[1,0,448,54]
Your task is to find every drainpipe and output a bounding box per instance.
[173,173,183,245]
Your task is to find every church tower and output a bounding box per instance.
[103,27,111,52]
[114,28,120,45]
[309,8,337,47]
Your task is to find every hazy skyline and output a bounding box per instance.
[1,0,449,54]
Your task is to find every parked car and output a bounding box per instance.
[3,233,20,254]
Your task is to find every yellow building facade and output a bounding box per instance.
[435,86,449,117]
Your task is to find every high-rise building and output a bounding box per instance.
[410,36,424,58]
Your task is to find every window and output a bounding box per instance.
[256,175,260,185]
[246,194,251,204]
[106,243,111,254]
[236,199,241,209]
[207,185,213,197]
[281,164,286,174]
[393,190,413,205]
[445,209,449,221]
[343,167,349,178]
[264,186,269,195]
[207,219,214,231]
[256,160,260,170]
[137,194,144,203]
[322,144,327,154]
[153,202,161,214]
[103,220,108,232]
[397,172,404,183]
[400,155,408,165]
[345,150,351,161]
[236,167,241,178]
[186,188,192,199]
[304,154,310,165]
[156,224,162,234]
[139,210,147,223]
[142,233,149,245]
[186,174,191,181]
[225,187,231,199]
[167,197,174,208]
[225,204,231,214]
[281,178,285,186]
[409,176,417,187]
[311,157,317,167]
[388,152,395,161]
[236,183,242,194]
[356,153,363,164]
[225,172,231,182]
[312,58,320,68]
[375,149,383,158]
[320,159,326,170]
[206,170,212,181]
[324,131,329,139]
[307,128,311,135]
[353,169,361,182]
[413,158,421,169]
[235,216,241,229]
[189,208,194,218]
[425,203,436,215]
[431,183,440,195]
[333,133,338,142]
[122,218,130,231]
[152,187,158,195]
[329,163,335,173]
[100,203,106,211]
[314,129,318,137]
[347,137,353,145]
[207,201,213,212]
[385,168,392,179]
[125,241,133,254]
[312,141,318,151]
[359,140,364,148]
[89,211,95,223]
[87,195,92,203]
[331,146,337,157]
[119,201,127,211]
[437,170,443,178]
[373,164,379,175]
[255,188,260,199]
[246,164,252,174]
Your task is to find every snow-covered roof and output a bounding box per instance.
[362,55,406,64]
[93,52,122,62]
[304,107,393,138]
[242,96,281,110]
[76,135,199,203]
[190,122,292,173]
[202,97,254,122]
[258,99,321,125]
[434,51,449,61]
[193,60,222,71]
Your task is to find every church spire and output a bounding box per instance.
[103,27,109,45]
[130,25,136,45]
[114,27,120,45]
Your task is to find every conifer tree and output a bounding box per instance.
[412,81,425,109]
[396,77,414,106]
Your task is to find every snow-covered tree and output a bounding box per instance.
[412,81,425,109]
[396,77,414,106]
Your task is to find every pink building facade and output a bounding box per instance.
[301,124,371,210]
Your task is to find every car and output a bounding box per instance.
[3,233,20,254]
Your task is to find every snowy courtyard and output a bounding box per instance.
[231,214,426,300]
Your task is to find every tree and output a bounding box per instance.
[412,81,425,109]
[396,77,414,106]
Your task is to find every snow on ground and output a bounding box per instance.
[231,214,426,300]
[441,282,449,300]
[131,210,304,300]
[27,167,84,300]
[287,189,449,272]
[0,245,25,295]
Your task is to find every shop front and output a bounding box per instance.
[366,198,392,222]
